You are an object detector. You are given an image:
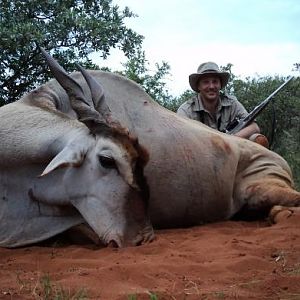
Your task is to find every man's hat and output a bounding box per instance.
[189,62,230,92]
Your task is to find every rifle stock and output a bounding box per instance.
[226,77,293,135]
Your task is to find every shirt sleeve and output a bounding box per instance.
[177,103,191,118]
[231,98,249,120]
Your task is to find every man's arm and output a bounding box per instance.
[229,97,260,138]
[176,101,193,119]
[177,106,189,117]
[233,122,260,139]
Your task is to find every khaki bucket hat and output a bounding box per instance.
[189,62,230,92]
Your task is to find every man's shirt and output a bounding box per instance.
[177,93,248,132]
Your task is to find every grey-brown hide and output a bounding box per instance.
[32,70,300,228]
[0,54,153,248]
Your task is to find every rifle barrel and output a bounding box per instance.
[227,76,293,135]
[263,76,293,102]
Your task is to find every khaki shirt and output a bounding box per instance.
[176,94,248,132]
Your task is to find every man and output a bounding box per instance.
[177,62,262,140]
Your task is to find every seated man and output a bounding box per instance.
[177,62,268,147]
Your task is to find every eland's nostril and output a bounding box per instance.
[107,239,119,248]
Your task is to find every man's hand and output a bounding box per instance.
[233,122,260,139]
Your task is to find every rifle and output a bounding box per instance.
[225,76,293,135]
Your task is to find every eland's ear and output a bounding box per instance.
[40,143,89,177]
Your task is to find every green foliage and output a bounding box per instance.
[0,0,143,103]
[119,49,196,112]
[119,48,176,109]
[234,77,299,189]
[127,292,158,300]
[232,75,300,189]
[220,63,236,94]
[39,274,87,300]
[148,292,158,300]
[293,63,300,72]
[15,272,87,299]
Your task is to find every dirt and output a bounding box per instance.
[1,210,300,300]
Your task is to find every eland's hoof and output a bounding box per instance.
[269,205,294,224]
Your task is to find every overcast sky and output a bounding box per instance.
[92,0,300,95]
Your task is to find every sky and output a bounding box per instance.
[92,0,300,96]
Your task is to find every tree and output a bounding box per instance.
[231,75,300,189]
[118,48,179,110]
[293,62,300,72]
[0,0,143,103]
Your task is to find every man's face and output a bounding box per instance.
[197,75,221,102]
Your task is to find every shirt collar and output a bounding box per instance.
[193,94,232,112]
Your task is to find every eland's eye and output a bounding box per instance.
[99,155,117,169]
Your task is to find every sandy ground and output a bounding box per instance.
[1,210,300,300]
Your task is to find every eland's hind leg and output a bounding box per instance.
[269,205,300,223]
[242,179,300,222]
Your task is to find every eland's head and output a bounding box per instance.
[36,48,154,247]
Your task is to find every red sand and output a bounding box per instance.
[1,211,300,300]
